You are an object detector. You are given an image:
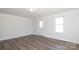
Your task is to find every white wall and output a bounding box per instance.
[0,13,33,40]
[34,9,79,43]
[34,15,64,39]
[0,9,79,43]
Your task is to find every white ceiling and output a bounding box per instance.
[0,8,77,18]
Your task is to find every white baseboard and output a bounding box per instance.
[0,34,32,41]
[1,33,79,44]
[41,35,79,44]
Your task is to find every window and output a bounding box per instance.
[55,17,63,32]
[39,21,44,29]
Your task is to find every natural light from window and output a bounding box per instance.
[55,17,63,33]
[39,21,44,29]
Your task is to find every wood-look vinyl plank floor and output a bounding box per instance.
[0,35,79,50]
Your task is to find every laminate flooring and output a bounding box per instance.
[0,35,79,50]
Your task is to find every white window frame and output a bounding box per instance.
[39,20,44,29]
[55,16,64,33]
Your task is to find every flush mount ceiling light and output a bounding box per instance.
[27,8,36,12]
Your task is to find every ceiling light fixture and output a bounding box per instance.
[29,8,36,12]
[30,8,34,12]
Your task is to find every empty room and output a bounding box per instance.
[0,8,79,50]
